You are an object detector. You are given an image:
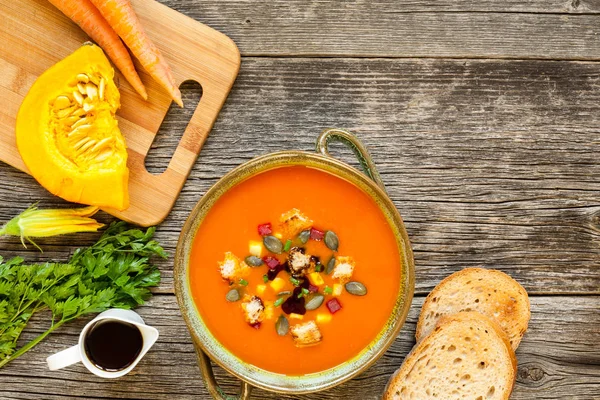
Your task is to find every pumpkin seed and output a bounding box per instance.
[277,291,292,296]
[71,117,89,129]
[53,96,71,110]
[68,124,92,137]
[298,230,310,244]
[77,82,87,95]
[90,137,112,153]
[82,101,94,112]
[95,149,113,162]
[73,137,91,150]
[244,255,264,267]
[275,315,289,336]
[345,281,367,296]
[305,293,325,310]
[263,235,283,254]
[324,230,339,251]
[77,73,90,83]
[326,256,336,274]
[226,288,240,302]
[85,82,98,100]
[77,139,97,155]
[99,78,105,101]
[56,106,76,118]
[73,90,84,106]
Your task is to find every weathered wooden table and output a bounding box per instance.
[2,0,600,398]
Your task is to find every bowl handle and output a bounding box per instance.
[316,128,386,192]
[196,348,252,400]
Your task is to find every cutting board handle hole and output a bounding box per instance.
[145,80,203,175]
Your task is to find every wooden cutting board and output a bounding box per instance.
[0,0,240,226]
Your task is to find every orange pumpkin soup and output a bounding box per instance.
[189,166,401,375]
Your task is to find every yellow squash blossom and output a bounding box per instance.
[0,204,103,250]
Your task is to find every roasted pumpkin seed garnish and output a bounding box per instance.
[326,256,336,274]
[298,229,310,244]
[305,293,325,311]
[324,230,339,251]
[245,255,264,267]
[226,288,241,302]
[263,235,283,254]
[276,315,289,336]
[345,281,367,296]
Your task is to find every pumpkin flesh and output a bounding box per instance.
[16,44,129,210]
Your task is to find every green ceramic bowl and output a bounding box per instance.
[174,128,415,399]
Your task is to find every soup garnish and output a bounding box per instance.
[217,208,368,347]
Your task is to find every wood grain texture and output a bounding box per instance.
[0,295,597,399]
[0,0,239,226]
[1,57,599,295]
[159,0,600,59]
[1,0,600,398]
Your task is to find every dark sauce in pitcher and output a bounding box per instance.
[84,320,143,371]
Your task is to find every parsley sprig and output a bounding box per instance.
[0,222,165,368]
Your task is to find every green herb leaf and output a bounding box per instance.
[262,274,269,283]
[0,222,165,369]
[283,239,292,253]
[274,297,285,307]
[290,277,300,287]
[239,279,249,286]
[324,286,333,295]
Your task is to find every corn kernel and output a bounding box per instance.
[316,313,332,324]
[256,284,267,295]
[249,240,263,257]
[289,313,304,320]
[269,277,286,292]
[333,283,343,296]
[308,272,325,286]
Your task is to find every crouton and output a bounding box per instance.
[288,247,311,276]
[219,252,250,282]
[332,256,355,283]
[241,295,265,326]
[279,208,313,239]
[290,321,323,347]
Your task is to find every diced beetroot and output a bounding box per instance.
[310,228,325,241]
[308,284,319,293]
[326,298,342,314]
[263,256,280,269]
[257,223,272,236]
[267,264,285,280]
[282,286,307,315]
[249,322,261,329]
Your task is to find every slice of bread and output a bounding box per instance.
[416,268,530,350]
[384,312,516,400]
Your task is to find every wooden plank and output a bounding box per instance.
[160,0,600,59]
[1,57,599,294]
[0,295,597,399]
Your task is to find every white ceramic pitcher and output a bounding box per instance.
[46,309,159,378]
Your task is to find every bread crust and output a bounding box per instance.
[416,268,530,350]
[384,312,517,400]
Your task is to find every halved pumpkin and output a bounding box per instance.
[16,43,129,210]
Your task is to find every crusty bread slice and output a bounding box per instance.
[384,312,516,400]
[416,268,530,350]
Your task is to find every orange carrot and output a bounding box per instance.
[89,0,183,107]
[47,0,148,100]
